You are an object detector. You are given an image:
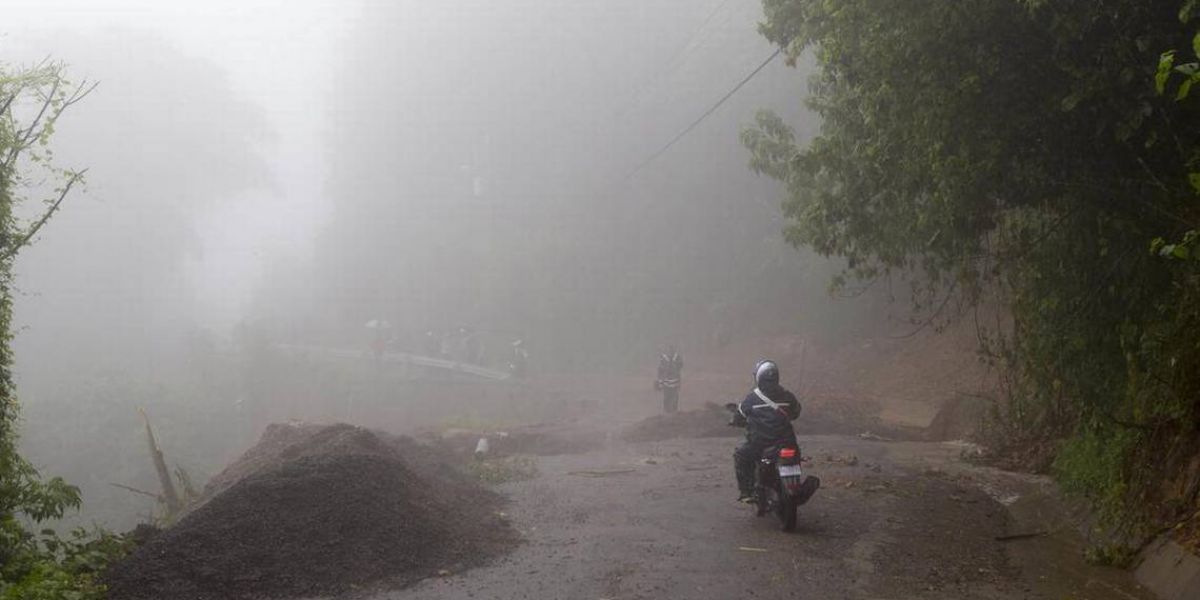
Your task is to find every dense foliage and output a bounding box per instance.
[0,61,127,598]
[744,0,1200,547]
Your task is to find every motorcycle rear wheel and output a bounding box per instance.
[779,493,798,532]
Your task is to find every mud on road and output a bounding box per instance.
[360,431,1152,600]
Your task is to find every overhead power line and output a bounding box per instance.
[659,0,733,77]
[624,47,782,182]
[620,0,734,115]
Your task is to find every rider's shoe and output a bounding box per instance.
[736,493,755,504]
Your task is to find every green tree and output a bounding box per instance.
[744,0,1200,547]
[0,60,124,598]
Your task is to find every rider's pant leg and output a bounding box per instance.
[734,441,758,495]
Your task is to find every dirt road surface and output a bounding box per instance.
[267,333,1156,600]
[349,430,1152,600]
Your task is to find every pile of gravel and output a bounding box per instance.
[106,423,517,600]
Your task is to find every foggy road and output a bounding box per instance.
[3,2,1198,600]
[357,433,1151,600]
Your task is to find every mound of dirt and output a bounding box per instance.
[106,423,517,600]
[182,422,388,515]
[622,400,921,443]
[621,405,740,442]
[791,392,924,440]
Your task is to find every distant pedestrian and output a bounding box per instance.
[655,344,683,413]
[423,330,440,357]
[366,319,390,362]
[508,338,528,378]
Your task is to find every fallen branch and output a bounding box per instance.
[994,531,1048,542]
[568,468,636,477]
[110,482,161,500]
[139,407,181,516]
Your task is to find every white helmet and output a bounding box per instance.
[754,360,780,387]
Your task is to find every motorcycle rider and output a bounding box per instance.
[733,360,801,503]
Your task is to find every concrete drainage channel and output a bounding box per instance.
[1136,537,1200,600]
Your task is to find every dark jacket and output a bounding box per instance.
[737,384,800,445]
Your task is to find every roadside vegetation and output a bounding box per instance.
[464,455,540,486]
[0,61,129,599]
[743,0,1200,555]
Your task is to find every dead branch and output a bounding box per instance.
[889,277,960,339]
[63,79,98,109]
[4,77,60,170]
[110,482,162,500]
[0,71,95,172]
[139,408,181,516]
[0,92,16,118]
[994,531,1048,542]
[0,169,85,262]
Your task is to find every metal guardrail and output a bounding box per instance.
[273,343,512,381]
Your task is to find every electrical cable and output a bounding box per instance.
[624,47,782,182]
[619,0,734,115]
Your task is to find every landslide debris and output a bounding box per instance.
[106,423,517,600]
[621,404,740,442]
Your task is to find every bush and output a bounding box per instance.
[464,456,539,485]
[0,527,131,600]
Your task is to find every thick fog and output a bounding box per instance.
[307,0,827,369]
[3,0,889,528]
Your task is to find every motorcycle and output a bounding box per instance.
[725,403,820,532]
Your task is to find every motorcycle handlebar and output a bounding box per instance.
[724,403,746,427]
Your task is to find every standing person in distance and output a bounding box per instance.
[655,344,683,413]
